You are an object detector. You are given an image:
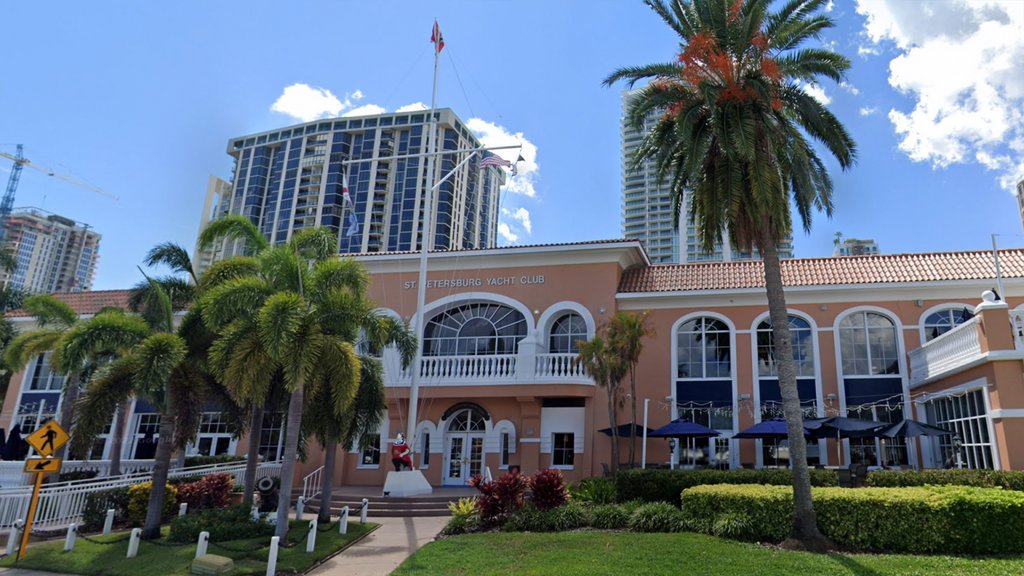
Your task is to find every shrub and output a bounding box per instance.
[443,515,469,535]
[168,504,274,542]
[680,484,1024,555]
[58,470,99,483]
[183,454,246,468]
[127,482,178,524]
[569,477,617,505]
[616,468,838,505]
[82,487,131,531]
[550,502,588,531]
[447,496,478,519]
[628,502,685,533]
[469,472,528,524]
[503,505,550,532]
[866,469,1024,491]
[176,473,233,511]
[590,504,630,530]
[529,469,568,511]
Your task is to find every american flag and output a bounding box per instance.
[479,154,512,169]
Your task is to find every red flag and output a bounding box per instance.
[431,20,445,53]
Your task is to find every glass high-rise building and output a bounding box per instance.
[620,90,793,263]
[1,208,100,293]
[197,108,504,269]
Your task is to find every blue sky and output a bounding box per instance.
[1,1,1022,290]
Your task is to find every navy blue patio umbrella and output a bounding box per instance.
[733,418,813,468]
[868,419,953,439]
[1,424,25,461]
[804,417,884,465]
[650,419,720,468]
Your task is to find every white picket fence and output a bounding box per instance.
[0,459,282,532]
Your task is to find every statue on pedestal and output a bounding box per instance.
[390,433,413,471]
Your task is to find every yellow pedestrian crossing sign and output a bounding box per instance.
[26,420,69,457]
[23,457,62,474]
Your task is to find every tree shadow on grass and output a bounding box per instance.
[826,552,884,576]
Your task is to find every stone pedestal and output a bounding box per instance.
[383,470,433,497]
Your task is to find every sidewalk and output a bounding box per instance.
[309,516,448,576]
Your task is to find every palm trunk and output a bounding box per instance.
[761,237,826,547]
[243,406,264,506]
[109,400,131,477]
[55,372,80,460]
[275,386,305,539]
[629,366,638,467]
[318,439,337,523]
[608,382,620,474]
[142,397,176,539]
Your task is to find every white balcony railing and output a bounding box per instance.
[909,316,983,387]
[535,353,587,379]
[419,354,517,381]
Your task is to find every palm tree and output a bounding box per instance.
[575,335,627,473]
[606,311,653,467]
[200,217,374,538]
[605,0,855,547]
[4,295,85,460]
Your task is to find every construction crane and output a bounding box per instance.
[0,144,118,242]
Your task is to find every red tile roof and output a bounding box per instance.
[6,290,134,318]
[618,249,1024,293]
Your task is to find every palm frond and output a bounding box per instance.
[197,256,261,291]
[289,228,338,263]
[70,357,135,457]
[199,276,271,331]
[131,332,187,401]
[144,242,197,283]
[4,329,62,372]
[21,294,78,329]
[197,215,269,254]
[257,292,308,362]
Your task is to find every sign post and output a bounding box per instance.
[17,419,69,559]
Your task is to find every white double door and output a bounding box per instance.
[443,432,485,485]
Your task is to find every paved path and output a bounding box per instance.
[309,516,448,576]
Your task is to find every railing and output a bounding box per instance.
[301,465,324,503]
[419,354,517,381]
[535,353,587,379]
[0,459,282,531]
[909,316,983,387]
[0,459,158,489]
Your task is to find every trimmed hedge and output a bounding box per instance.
[867,469,1024,491]
[169,504,274,542]
[680,484,1024,554]
[82,487,130,531]
[617,468,839,505]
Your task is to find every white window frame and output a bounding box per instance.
[551,432,575,470]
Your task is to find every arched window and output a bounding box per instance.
[549,313,587,354]
[674,316,733,468]
[839,312,900,376]
[756,316,814,377]
[446,407,487,432]
[677,317,731,379]
[838,311,907,467]
[423,303,527,356]
[923,307,974,342]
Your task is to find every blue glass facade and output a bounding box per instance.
[215,109,502,256]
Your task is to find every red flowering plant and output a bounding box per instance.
[529,468,568,511]
[176,472,234,511]
[468,471,527,525]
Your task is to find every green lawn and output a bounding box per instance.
[1,520,376,576]
[393,532,1024,576]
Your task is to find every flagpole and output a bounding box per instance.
[405,22,443,468]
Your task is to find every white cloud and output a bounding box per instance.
[395,102,429,113]
[342,104,387,118]
[859,106,878,117]
[840,81,860,96]
[502,207,532,234]
[497,223,518,243]
[270,84,345,122]
[855,0,1024,191]
[857,44,881,57]
[801,82,832,105]
[466,118,539,198]
[824,0,834,12]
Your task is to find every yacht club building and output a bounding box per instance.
[4,240,1024,487]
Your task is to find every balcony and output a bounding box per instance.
[909,316,983,387]
[383,349,591,388]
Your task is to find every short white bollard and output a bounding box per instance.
[6,520,23,557]
[338,506,349,535]
[64,523,77,552]
[266,536,280,576]
[360,498,368,524]
[306,519,317,553]
[251,504,260,521]
[195,531,209,559]
[295,496,305,521]
[103,509,115,535]
[126,528,142,558]
[179,503,188,517]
